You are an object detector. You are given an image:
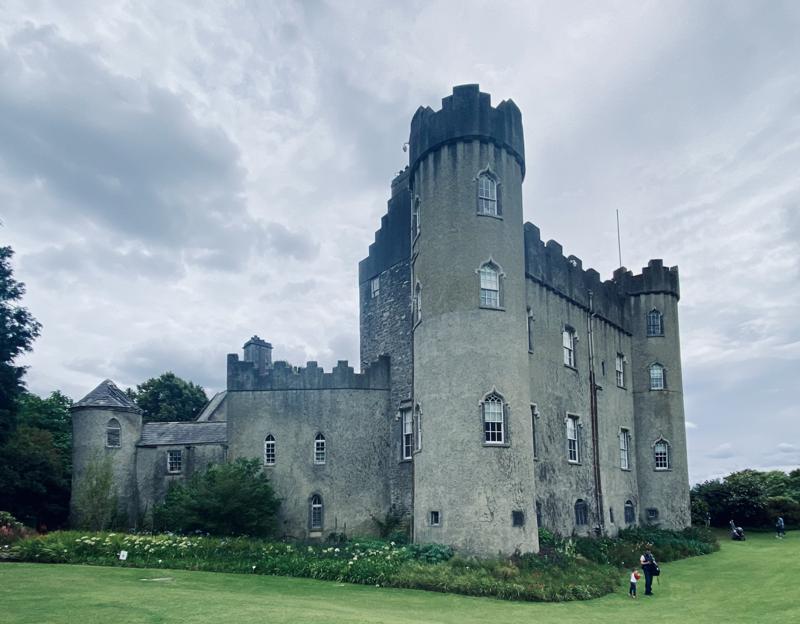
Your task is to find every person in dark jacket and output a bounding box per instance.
[639,548,657,596]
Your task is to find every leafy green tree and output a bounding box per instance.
[691,479,730,527]
[154,458,280,537]
[16,391,72,470]
[0,246,41,444]
[128,372,208,422]
[723,469,770,526]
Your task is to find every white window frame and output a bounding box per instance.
[310,494,323,530]
[477,171,499,216]
[106,418,121,448]
[649,363,665,390]
[647,309,664,336]
[615,353,625,388]
[567,414,580,463]
[563,327,576,368]
[479,264,500,308]
[264,434,276,466]
[619,428,630,470]
[314,433,326,465]
[401,409,413,460]
[370,276,380,299]
[481,391,506,445]
[654,438,670,470]
[167,449,182,474]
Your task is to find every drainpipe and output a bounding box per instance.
[587,291,605,534]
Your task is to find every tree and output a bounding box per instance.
[16,391,72,469]
[128,372,208,422]
[153,458,280,537]
[0,247,41,444]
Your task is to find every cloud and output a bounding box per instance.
[685,421,698,429]
[707,443,736,460]
[776,443,799,455]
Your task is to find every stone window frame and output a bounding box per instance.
[401,409,413,461]
[615,353,625,388]
[624,500,636,524]
[314,432,326,465]
[264,434,276,466]
[566,413,581,463]
[106,418,121,448]
[167,449,182,474]
[653,436,671,471]
[411,195,421,242]
[562,325,577,369]
[480,388,509,447]
[619,427,631,470]
[476,258,505,310]
[574,499,589,526]
[649,362,666,391]
[475,165,502,218]
[370,275,380,299]
[309,493,324,530]
[646,308,664,337]
[429,510,441,527]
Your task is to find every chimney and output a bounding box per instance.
[243,336,273,371]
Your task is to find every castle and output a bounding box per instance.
[71,85,691,555]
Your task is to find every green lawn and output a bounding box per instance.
[1,531,796,623]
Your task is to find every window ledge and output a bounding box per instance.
[479,305,506,312]
[399,458,412,464]
[528,349,534,355]
[264,463,275,468]
[621,468,632,472]
[567,460,581,465]
[647,334,665,338]
[564,364,578,372]
[654,468,672,472]
[476,212,503,220]
[617,385,626,390]
[483,442,510,448]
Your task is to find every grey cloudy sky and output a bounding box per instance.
[1,1,798,484]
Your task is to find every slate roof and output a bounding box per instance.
[139,421,227,446]
[195,391,227,422]
[73,379,141,412]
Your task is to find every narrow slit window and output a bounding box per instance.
[615,353,625,387]
[619,428,630,470]
[402,410,413,460]
[567,415,579,462]
[563,327,576,367]
[310,494,323,530]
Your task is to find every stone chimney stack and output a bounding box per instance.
[243,335,273,371]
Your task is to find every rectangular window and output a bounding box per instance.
[654,441,670,470]
[429,510,441,526]
[567,415,579,463]
[512,510,525,527]
[650,365,665,390]
[479,266,500,308]
[563,327,575,368]
[314,436,326,464]
[401,410,413,460]
[370,276,380,298]
[647,508,659,521]
[484,398,504,444]
[167,449,182,474]
[620,428,630,470]
[264,439,276,466]
[615,353,625,387]
[609,507,615,524]
[530,404,538,459]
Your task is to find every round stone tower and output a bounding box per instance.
[408,85,538,554]
[627,261,691,528]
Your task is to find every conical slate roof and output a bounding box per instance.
[73,379,142,412]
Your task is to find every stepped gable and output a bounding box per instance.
[359,168,411,283]
[72,379,142,412]
[408,83,525,178]
[227,355,391,392]
[139,421,227,446]
[524,223,680,333]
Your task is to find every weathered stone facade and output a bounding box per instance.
[71,85,690,554]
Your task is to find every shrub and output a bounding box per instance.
[153,458,280,537]
[0,511,34,545]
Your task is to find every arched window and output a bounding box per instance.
[647,309,664,336]
[412,197,421,240]
[106,418,121,448]
[478,261,502,308]
[264,434,276,466]
[477,173,499,216]
[624,500,635,524]
[649,363,666,390]
[654,438,671,470]
[314,433,326,464]
[481,391,506,444]
[413,282,422,325]
[574,499,589,526]
[309,494,323,530]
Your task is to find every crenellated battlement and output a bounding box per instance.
[227,353,391,392]
[408,84,525,178]
[524,223,680,333]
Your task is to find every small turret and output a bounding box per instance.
[243,335,273,371]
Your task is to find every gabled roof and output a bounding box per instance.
[195,391,227,422]
[139,421,227,446]
[73,379,142,412]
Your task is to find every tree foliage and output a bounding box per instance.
[154,458,280,537]
[128,372,208,422]
[0,246,41,444]
[691,468,800,529]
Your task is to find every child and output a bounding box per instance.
[630,568,641,598]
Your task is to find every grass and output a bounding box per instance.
[2,530,797,623]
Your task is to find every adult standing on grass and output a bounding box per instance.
[776,517,785,539]
[640,548,657,596]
